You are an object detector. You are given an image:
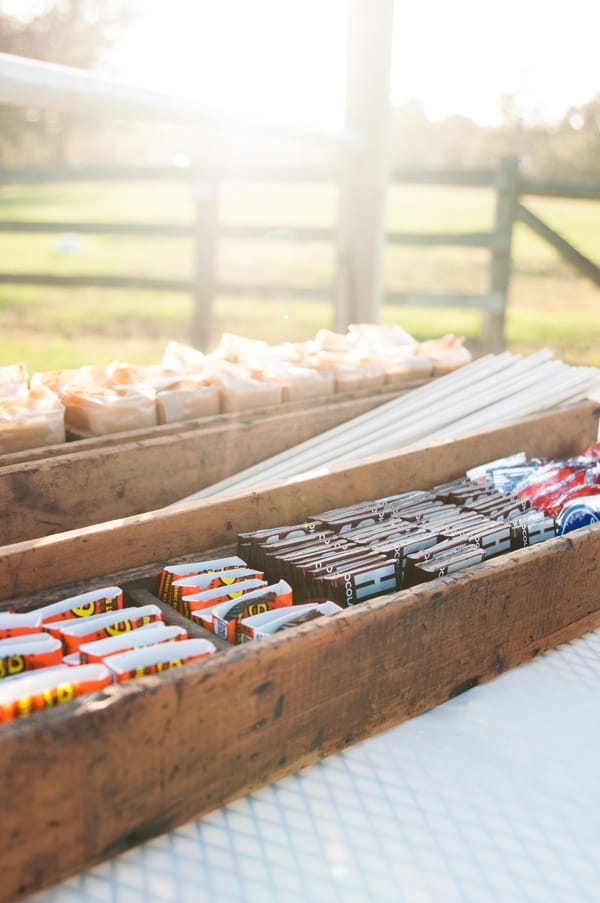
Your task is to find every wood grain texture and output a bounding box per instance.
[0,384,420,467]
[0,402,597,603]
[2,523,600,902]
[0,387,416,544]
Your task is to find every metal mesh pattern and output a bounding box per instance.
[32,629,600,903]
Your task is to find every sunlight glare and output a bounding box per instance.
[115,0,346,129]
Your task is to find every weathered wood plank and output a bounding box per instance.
[481,157,519,352]
[386,290,504,311]
[391,168,496,187]
[517,201,600,288]
[215,282,331,301]
[335,0,394,326]
[0,221,195,236]
[0,384,421,467]
[0,164,335,184]
[0,387,419,543]
[2,522,600,902]
[0,401,596,602]
[387,230,499,249]
[0,273,195,291]
[519,178,600,201]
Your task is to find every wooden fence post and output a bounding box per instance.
[190,174,219,350]
[481,157,520,352]
[334,0,394,330]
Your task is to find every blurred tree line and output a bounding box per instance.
[389,96,600,178]
[0,0,137,163]
[0,1,598,178]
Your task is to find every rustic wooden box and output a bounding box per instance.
[0,383,421,545]
[1,401,599,903]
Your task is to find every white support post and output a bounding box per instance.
[335,0,395,330]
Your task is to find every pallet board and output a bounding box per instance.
[0,400,599,902]
[0,384,420,545]
[1,382,426,467]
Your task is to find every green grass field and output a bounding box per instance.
[0,181,598,373]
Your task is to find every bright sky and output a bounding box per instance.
[73,0,600,128]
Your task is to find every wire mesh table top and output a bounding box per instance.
[30,627,600,903]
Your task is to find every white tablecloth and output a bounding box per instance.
[32,628,600,903]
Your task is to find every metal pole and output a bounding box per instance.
[190,176,219,350]
[482,157,520,352]
[0,52,361,149]
[335,0,394,329]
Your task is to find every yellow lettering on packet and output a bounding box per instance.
[156,660,182,673]
[71,596,115,618]
[8,655,25,676]
[17,696,32,717]
[0,655,25,680]
[71,601,96,618]
[105,620,133,637]
[56,683,75,705]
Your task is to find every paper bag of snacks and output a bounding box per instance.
[0,385,65,453]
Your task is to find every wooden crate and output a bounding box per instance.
[0,383,421,546]
[1,400,599,903]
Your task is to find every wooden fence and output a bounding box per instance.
[0,158,598,351]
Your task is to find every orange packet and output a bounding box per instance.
[158,557,247,602]
[176,578,268,619]
[169,568,264,608]
[190,601,230,632]
[0,634,63,679]
[34,586,123,624]
[79,624,187,664]
[212,580,293,644]
[0,664,111,722]
[105,638,216,683]
[0,611,43,639]
[240,600,342,641]
[46,605,162,653]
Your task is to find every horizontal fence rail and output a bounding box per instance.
[0,160,598,351]
[0,164,337,184]
[0,52,360,151]
[516,202,600,288]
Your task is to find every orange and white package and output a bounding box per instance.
[168,567,264,608]
[0,386,65,453]
[0,663,111,722]
[207,359,283,413]
[0,634,63,679]
[2,664,70,682]
[60,383,157,435]
[247,358,335,403]
[176,578,268,619]
[330,360,386,393]
[190,601,230,632]
[62,652,81,667]
[155,378,220,424]
[212,580,293,644]
[160,340,207,375]
[416,334,472,375]
[34,585,123,624]
[104,638,216,683]
[158,556,247,601]
[240,601,343,641]
[0,362,28,398]
[212,332,270,362]
[46,605,162,653]
[79,624,187,664]
[0,611,43,639]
